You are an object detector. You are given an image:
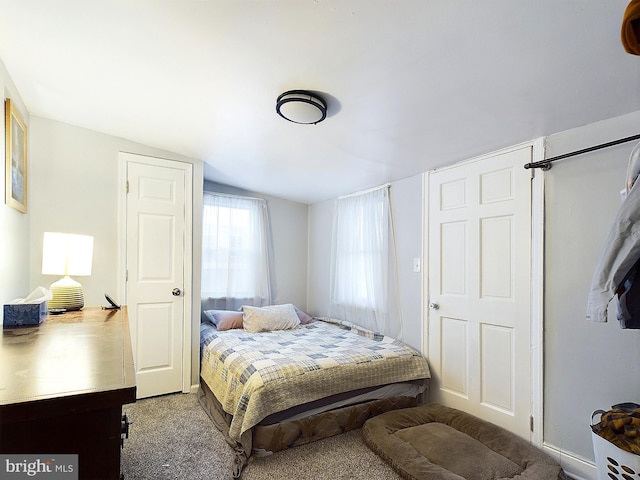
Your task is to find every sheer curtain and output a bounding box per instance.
[201,192,273,311]
[329,185,402,338]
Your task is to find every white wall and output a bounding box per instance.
[203,180,309,310]
[307,174,424,352]
[268,195,309,308]
[391,175,424,351]
[307,197,333,317]
[27,116,204,386]
[543,110,640,477]
[0,59,30,324]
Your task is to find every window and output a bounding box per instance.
[201,192,272,310]
[329,185,401,337]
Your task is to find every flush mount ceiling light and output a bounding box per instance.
[276,90,327,124]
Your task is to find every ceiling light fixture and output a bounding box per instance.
[276,90,327,125]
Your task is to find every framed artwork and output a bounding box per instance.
[5,98,27,213]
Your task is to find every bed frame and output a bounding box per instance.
[198,378,429,477]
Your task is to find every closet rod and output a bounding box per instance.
[523,133,640,170]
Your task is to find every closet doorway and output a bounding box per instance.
[425,145,537,440]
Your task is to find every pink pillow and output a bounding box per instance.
[203,310,244,330]
[216,311,244,330]
[294,306,313,324]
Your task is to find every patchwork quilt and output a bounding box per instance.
[200,317,430,443]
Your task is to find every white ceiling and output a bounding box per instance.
[1,1,639,204]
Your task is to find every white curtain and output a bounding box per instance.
[201,192,273,311]
[329,185,402,338]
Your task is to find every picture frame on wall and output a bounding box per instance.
[5,98,27,213]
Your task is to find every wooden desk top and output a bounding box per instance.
[0,307,136,418]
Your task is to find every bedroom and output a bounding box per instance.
[1,2,640,479]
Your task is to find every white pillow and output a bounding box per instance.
[242,304,300,333]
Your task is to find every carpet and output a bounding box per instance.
[121,392,402,480]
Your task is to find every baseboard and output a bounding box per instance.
[543,443,596,480]
[190,384,199,394]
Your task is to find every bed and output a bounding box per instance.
[198,306,430,478]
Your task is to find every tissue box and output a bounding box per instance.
[3,302,48,328]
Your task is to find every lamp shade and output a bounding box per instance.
[42,232,93,311]
[276,90,327,124]
[42,232,93,276]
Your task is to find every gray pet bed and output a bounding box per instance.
[362,403,567,480]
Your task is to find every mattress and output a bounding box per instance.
[258,379,426,425]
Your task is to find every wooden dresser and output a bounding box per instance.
[0,307,136,479]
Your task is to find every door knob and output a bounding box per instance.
[428,302,440,310]
[172,288,182,297]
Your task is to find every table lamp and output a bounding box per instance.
[42,232,94,311]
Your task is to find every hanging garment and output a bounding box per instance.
[586,160,640,326]
[626,142,640,194]
[614,143,640,327]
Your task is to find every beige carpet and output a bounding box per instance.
[121,392,402,480]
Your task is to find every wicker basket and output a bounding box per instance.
[592,410,640,480]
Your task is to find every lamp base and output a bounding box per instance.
[49,276,85,311]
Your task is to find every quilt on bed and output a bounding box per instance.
[200,317,430,444]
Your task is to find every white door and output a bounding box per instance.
[426,146,532,439]
[124,153,192,399]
